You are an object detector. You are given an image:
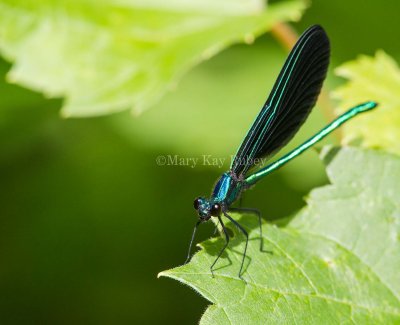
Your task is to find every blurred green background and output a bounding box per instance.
[1,1,399,324]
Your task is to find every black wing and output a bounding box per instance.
[230,25,330,177]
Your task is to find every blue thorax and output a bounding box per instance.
[212,172,242,205]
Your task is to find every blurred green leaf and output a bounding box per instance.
[160,147,400,324]
[333,51,400,155]
[0,0,306,117]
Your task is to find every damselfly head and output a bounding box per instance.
[193,197,221,220]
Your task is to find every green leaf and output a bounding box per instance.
[159,147,400,324]
[333,51,400,155]
[0,0,306,117]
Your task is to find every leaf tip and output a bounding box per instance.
[157,271,167,279]
[157,269,178,279]
[158,267,181,279]
[319,145,340,166]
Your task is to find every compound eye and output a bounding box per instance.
[210,203,221,216]
[193,197,201,210]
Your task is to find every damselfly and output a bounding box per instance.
[186,25,377,279]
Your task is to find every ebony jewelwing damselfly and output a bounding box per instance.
[185,25,377,279]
